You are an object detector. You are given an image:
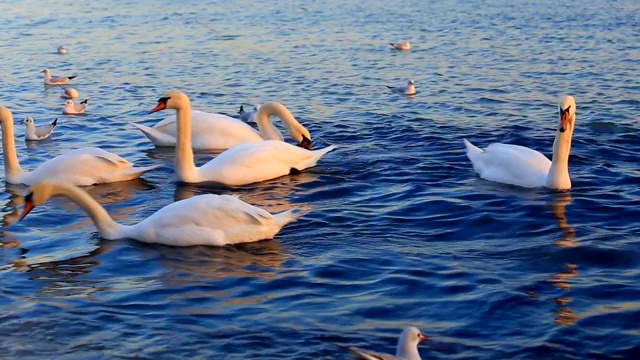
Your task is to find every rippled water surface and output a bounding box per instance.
[1,0,639,358]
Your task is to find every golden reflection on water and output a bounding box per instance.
[547,192,579,326]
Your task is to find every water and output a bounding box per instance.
[1,0,639,358]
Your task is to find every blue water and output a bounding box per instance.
[1,0,639,358]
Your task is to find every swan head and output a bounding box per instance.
[558,95,576,134]
[0,107,14,123]
[22,117,35,125]
[19,182,59,221]
[397,327,429,357]
[150,90,190,113]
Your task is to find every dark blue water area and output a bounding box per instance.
[1,0,639,359]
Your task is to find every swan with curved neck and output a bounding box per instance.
[149,91,335,186]
[464,95,577,190]
[340,326,428,360]
[133,97,311,150]
[18,181,300,246]
[0,107,157,186]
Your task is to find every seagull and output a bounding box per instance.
[389,41,411,51]
[23,117,58,141]
[57,46,67,55]
[59,86,79,99]
[62,99,89,114]
[237,104,260,123]
[42,69,77,86]
[387,80,416,95]
[337,327,428,360]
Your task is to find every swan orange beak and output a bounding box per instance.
[149,102,166,114]
[19,201,35,221]
[559,105,571,133]
[298,135,311,149]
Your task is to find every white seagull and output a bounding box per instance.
[389,41,411,51]
[42,69,76,86]
[238,104,260,123]
[62,99,89,114]
[57,46,68,55]
[23,117,58,141]
[387,80,416,95]
[337,327,429,360]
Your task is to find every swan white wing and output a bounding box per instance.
[23,147,134,185]
[200,141,329,185]
[473,143,551,187]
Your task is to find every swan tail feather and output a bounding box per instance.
[463,139,483,157]
[296,144,337,170]
[272,208,303,228]
[94,165,160,184]
[131,123,177,147]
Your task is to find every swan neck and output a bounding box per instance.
[55,184,127,239]
[175,101,198,181]
[546,128,573,189]
[255,102,305,142]
[1,117,24,180]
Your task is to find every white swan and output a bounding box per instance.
[42,69,76,86]
[23,117,57,140]
[337,327,428,360]
[1,107,158,186]
[464,95,577,190]
[18,181,300,246]
[149,91,336,186]
[133,99,310,150]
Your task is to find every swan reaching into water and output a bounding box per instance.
[337,327,428,360]
[18,181,300,246]
[149,91,336,186]
[133,98,310,150]
[464,95,577,190]
[1,107,158,186]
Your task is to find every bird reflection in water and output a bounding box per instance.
[547,192,579,326]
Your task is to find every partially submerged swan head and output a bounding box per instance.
[19,182,59,221]
[397,326,429,357]
[558,95,576,134]
[150,90,190,113]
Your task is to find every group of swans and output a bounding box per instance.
[5,91,336,246]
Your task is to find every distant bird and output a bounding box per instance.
[336,327,429,360]
[389,41,411,51]
[23,117,58,141]
[387,80,416,95]
[60,86,79,99]
[57,45,68,55]
[238,104,260,123]
[42,69,77,86]
[62,99,89,114]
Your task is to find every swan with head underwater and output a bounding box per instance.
[464,95,577,190]
[133,95,312,150]
[0,107,158,186]
[149,91,336,186]
[18,181,300,246]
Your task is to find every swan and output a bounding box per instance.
[23,117,57,140]
[42,69,76,86]
[18,181,301,246]
[337,327,428,360]
[1,107,158,186]
[133,99,311,150]
[464,95,577,190]
[149,91,336,186]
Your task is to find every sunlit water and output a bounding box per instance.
[1,0,639,358]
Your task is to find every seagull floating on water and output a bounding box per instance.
[42,69,76,86]
[23,117,58,141]
[387,80,416,95]
[60,86,79,98]
[62,99,89,114]
[57,46,67,55]
[389,41,411,51]
[336,327,429,360]
[238,104,260,123]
